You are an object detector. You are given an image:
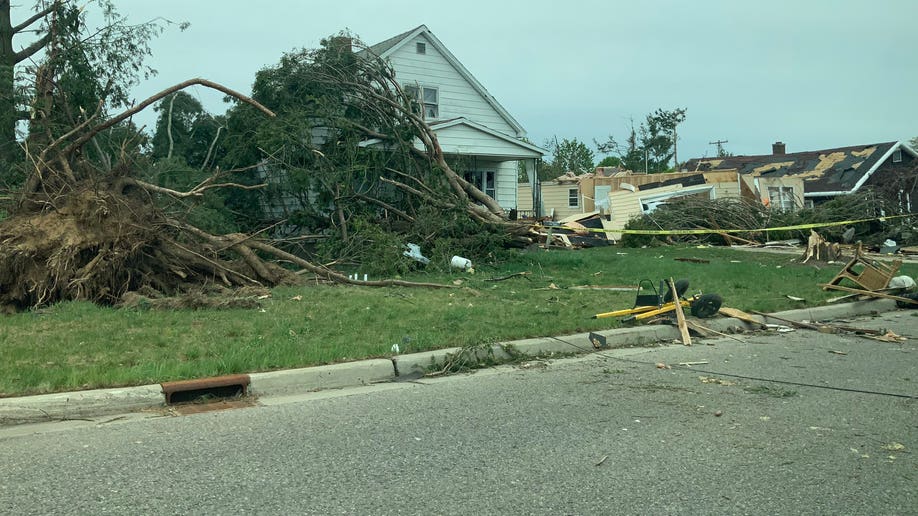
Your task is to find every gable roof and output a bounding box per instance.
[681,141,918,197]
[363,25,527,137]
[428,118,546,156]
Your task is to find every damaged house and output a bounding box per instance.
[363,25,546,212]
[681,141,918,211]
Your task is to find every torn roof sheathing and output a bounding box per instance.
[681,142,910,196]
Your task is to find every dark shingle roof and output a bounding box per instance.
[681,142,899,195]
[364,25,425,57]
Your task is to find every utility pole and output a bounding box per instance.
[709,139,728,157]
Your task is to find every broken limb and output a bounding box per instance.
[485,272,532,282]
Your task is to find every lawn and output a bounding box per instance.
[1,245,912,396]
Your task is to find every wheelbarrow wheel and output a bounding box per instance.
[690,293,722,318]
[662,279,690,303]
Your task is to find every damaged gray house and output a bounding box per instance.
[682,141,918,211]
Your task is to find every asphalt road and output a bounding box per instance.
[1,310,916,515]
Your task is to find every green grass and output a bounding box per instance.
[1,246,913,396]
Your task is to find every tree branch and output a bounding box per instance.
[63,78,275,158]
[12,1,59,34]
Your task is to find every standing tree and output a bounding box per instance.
[596,108,686,173]
[539,137,594,179]
[0,0,168,187]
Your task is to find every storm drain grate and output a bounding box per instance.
[161,374,251,405]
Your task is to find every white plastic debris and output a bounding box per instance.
[450,256,473,271]
[403,243,430,265]
[391,343,400,354]
[889,275,916,290]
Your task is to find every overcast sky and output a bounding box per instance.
[91,1,917,161]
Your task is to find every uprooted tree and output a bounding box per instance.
[0,17,531,311]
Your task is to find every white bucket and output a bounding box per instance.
[450,256,472,271]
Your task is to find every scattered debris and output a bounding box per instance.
[823,243,901,291]
[485,271,531,282]
[801,231,841,263]
[882,442,906,452]
[714,410,723,417]
[569,285,637,291]
[699,376,735,386]
[866,330,907,343]
[674,257,710,264]
[589,332,607,350]
[655,362,671,369]
[678,361,709,366]
[403,243,430,265]
[718,307,766,329]
[829,350,847,355]
[669,278,692,346]
[450,256,473,272]
[751,311,888,337]
[785,295,805,302]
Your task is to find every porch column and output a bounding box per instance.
[525,158,541,218]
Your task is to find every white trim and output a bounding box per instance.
[357,118,547,158]
[639,185,714,205]
[372,25,527,137]
[804,141,918,197]
[429,118,547,155]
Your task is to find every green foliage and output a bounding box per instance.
[144,157,239,234]
[151,92,224,168]
[0,0,177,184]
[540,137,594,179]
[596,108,686,173]
[596,156,622,168]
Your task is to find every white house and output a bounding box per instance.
[365,25,545,213]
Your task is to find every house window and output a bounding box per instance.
[767,186,796,211]
[568,188,579,208]
[403,84,439,119]
[416,42,426,54]
[465,171,495,199]
[893,150,903,163]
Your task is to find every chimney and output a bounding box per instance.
[328,36,353,55]
[772,141,786,155]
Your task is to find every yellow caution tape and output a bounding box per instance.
[544,213,912,236]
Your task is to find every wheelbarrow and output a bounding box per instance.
[592,278,722,322]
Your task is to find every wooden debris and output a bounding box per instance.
[718,307,766,328]
[801,230,841,263]
[677,361,709,366]
[669,278,692,346]
[823,243,901,290]
[825,287,903,304]
[685,320,746,342]
[866,330,907,343]
[752,310,887,336]
[829,350,848,355]
[595,455,609,466]
[820,284,918,305]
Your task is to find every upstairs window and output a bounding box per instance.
[893,149,903,163]
[568,188,579,208]
[416,42,426,54]
[404,84,439,119]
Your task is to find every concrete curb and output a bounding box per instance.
[0,385,164,426]
[248,359,396,397]
[0,299,902,426]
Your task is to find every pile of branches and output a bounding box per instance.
[621,190,906,248]
[0,77,458,312]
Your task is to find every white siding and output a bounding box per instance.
[387,34,519,138]
[435,124,540,158]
